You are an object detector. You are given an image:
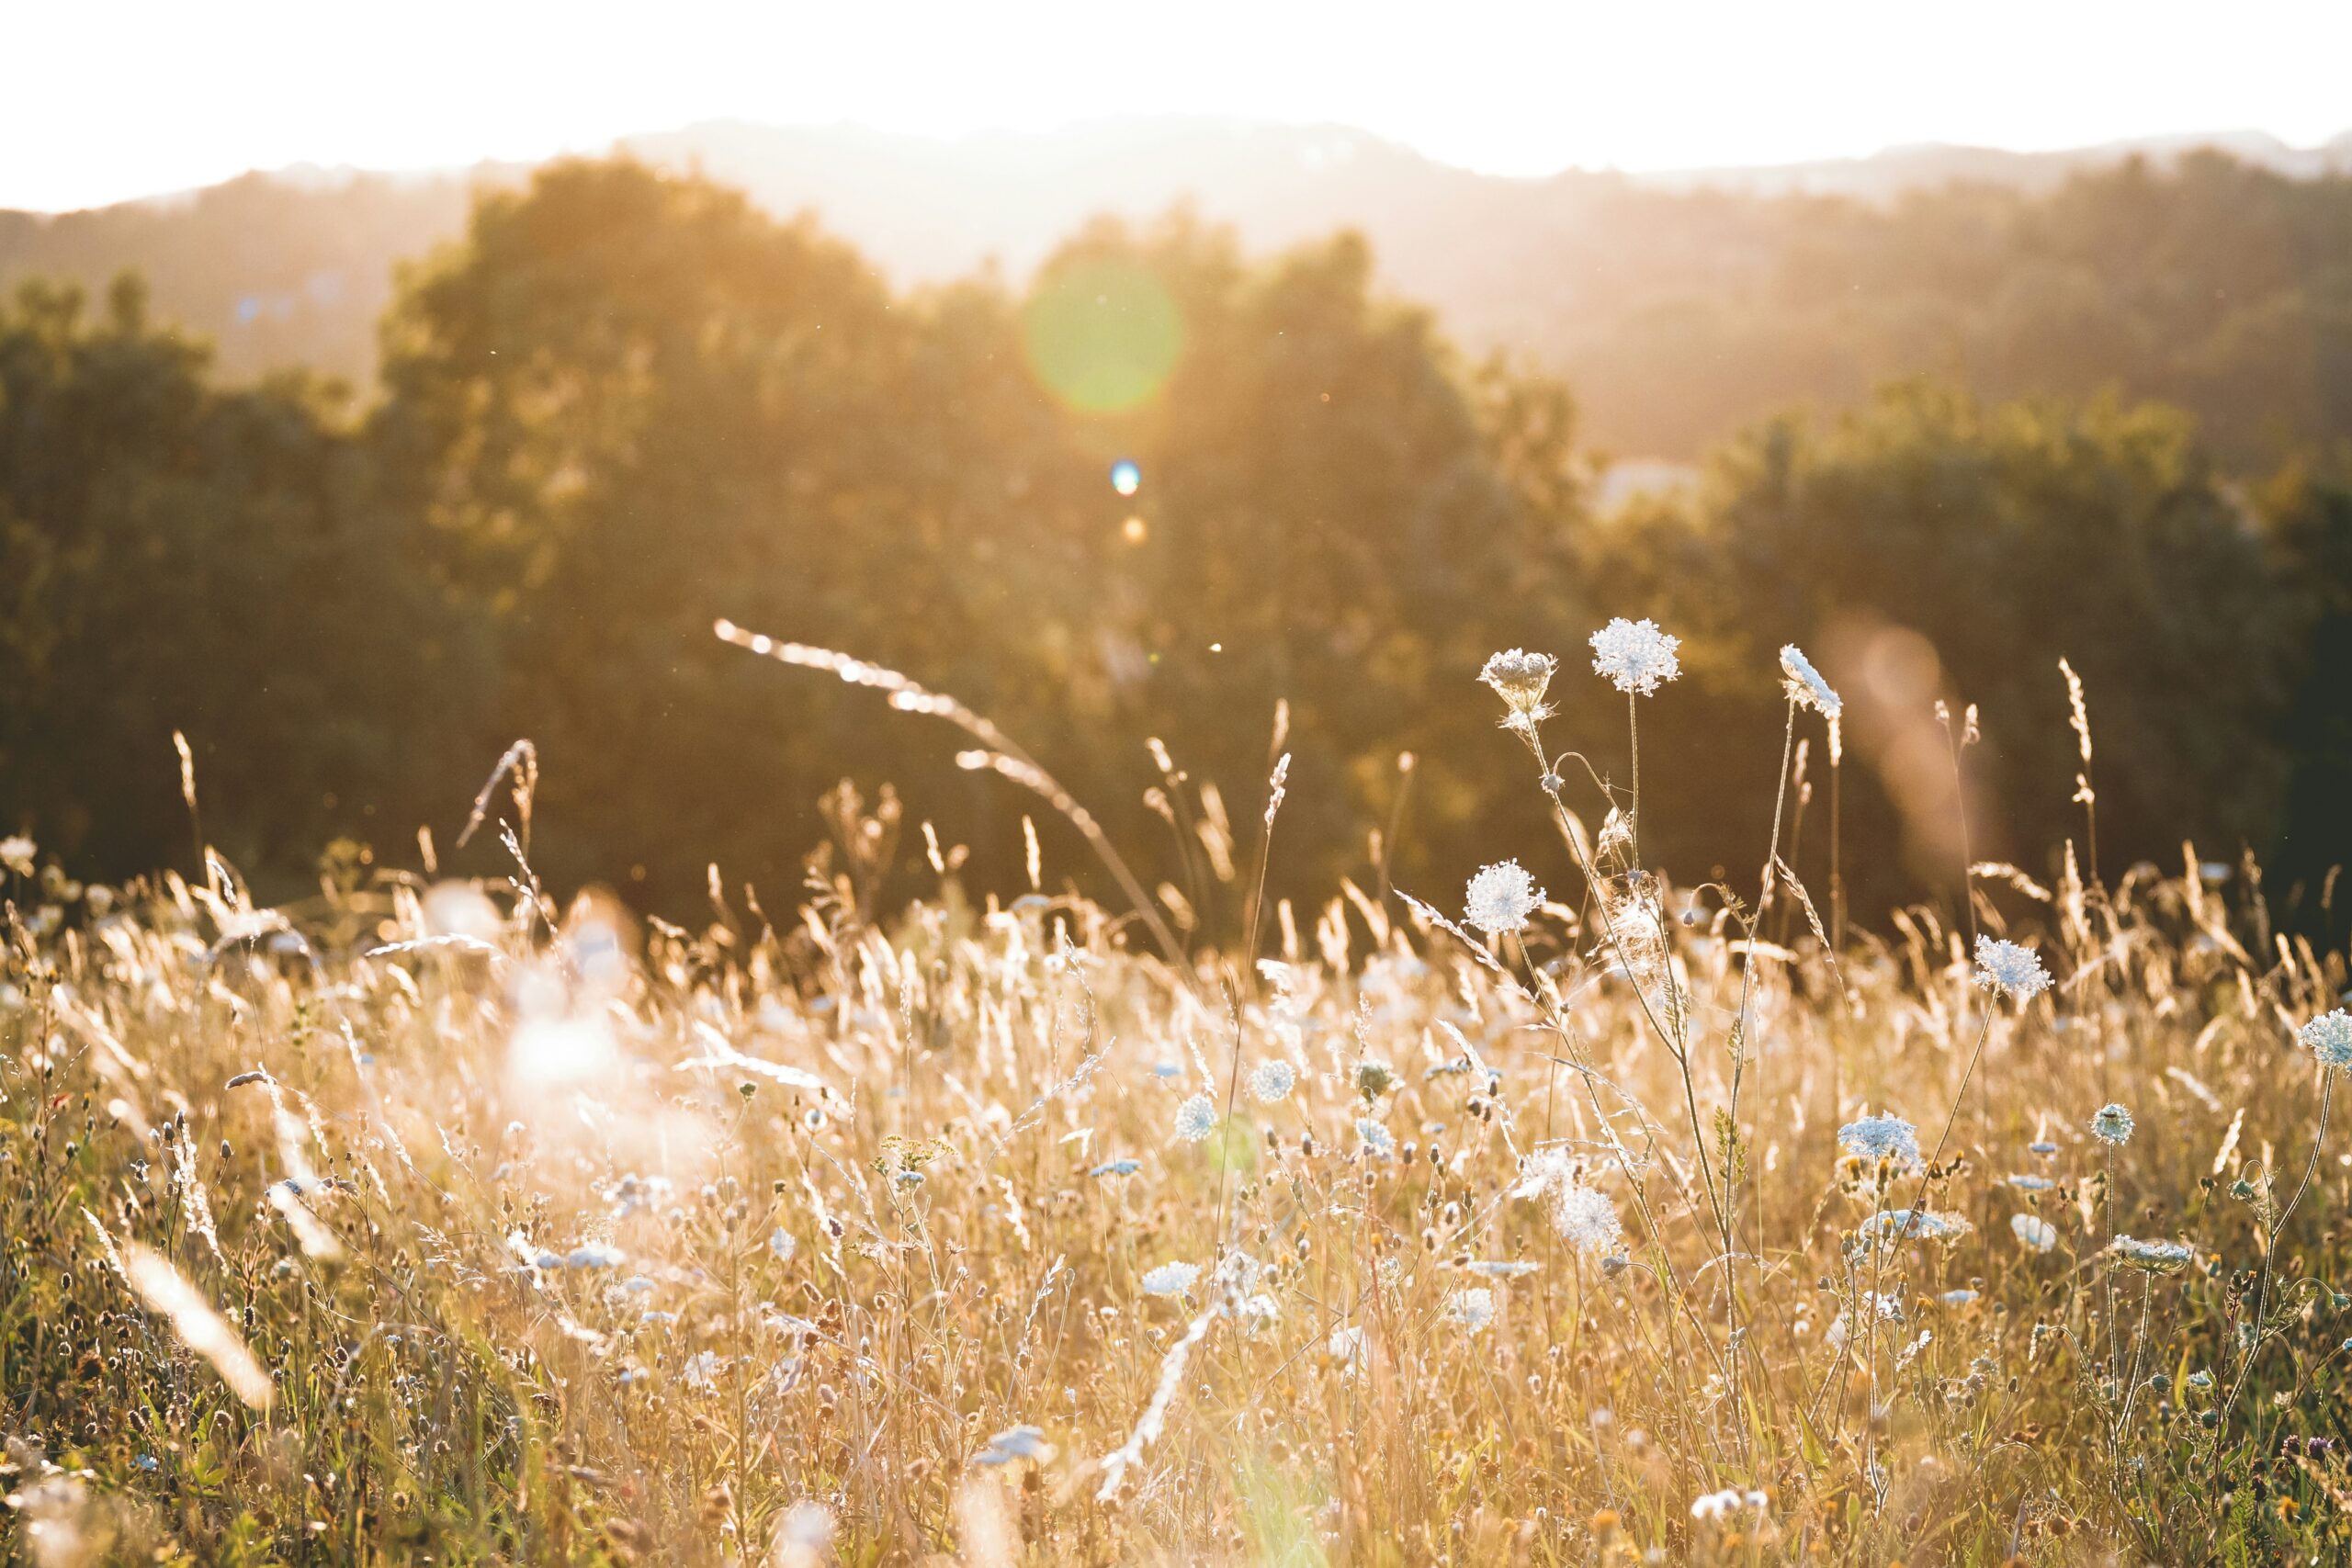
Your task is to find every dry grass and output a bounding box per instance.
[3,681,2349,1566]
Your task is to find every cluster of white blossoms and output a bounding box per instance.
[1778,643,1842,718]
[1512,1150,1625,1257]
[1973,936,2052,1001]
[2109,1235,2195,1275]
[2090,1102,2135,1145]
[1850,1206,1972,1252]
[1139,1262,1200,1297]
[1476,649,1557,722]
[2011,1213,2059,1253]
[1837,1111,1923,1173]
[1171,1093,1217,1144]
[1690,1488,1770,1523]
[1444,1286,1496,1334]
[1355,1117,1396,1158]
[1249,1058,1297,1103]
[2301,1010,2352,1069]
[1589,617,1682,696]
[1464,860,1544,935]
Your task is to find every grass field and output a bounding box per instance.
[5,636,2350,1566]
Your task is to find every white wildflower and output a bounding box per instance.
[2109,1235,2194,1274]
[682,1350,724,1390]
[2011,1213,2059,1253]
[1171,1093,1217,1144]
[1690,1487,1770,1522]
[1478,649,1557,719]
[1838,1111,1922,1172]
[1140,1262,1200,1297]
[1250,1059,1297,1103]
[1355,1117,1396,1158]
[1445,1287,1495,1334]
[2301,1010,2352,1069]
[1589,617,1681,696]
[2089,1102,2134,1145]
[1973,936,2052,1001]
[1464,860,1544,936]
[974,1424,1054,1466]
[1779,644,1841,718]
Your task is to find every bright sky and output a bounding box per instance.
[9,0,2349,211]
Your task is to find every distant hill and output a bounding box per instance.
[8,117,2352,459]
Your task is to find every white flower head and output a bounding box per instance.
[2089,1102,2134,1146]
[1464,860,1544,936]
[2011,1213,2059,1253]
[1250,1058,1297,1103]
[1355,1117,1396,1158]
[1838,1111,1922,1173]
[1589,617,1681,696]
[1171,1093,1218,1145]
[2109,1235,2194,1274]
[974,1424,1053,1467]
[1140,1261,1200,1296]
[1444,1286,1495,1334]
[1778,644,1842,719]
[1691,1488,1770,1522]
[1973,936,2052,1001]
[2301,1010,2352,1069]
[1478,649,1557,719]
[1555,1178,1624,1257]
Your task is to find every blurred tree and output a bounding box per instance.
[0,275,482,886]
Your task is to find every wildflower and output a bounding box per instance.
[1171,1094,1217,1144]
[1356,1117,1396,1158]
[2007,1174,2054,1191]
[1941,1289,1981,1305]
[1140,1262,1200,1296]
[2301,1010,2352,1069]
[682,1351,724,1390]
[0,834,33,876]
[768,1228,797,1261]
[566,1241,626,1269]
[1851,1207,1973,1250]
[1464,860,1544,936]
[1090,1157,1141,1178]
[1327,1324,1367,1372]
[1690,1488,1770,1522]
[1779,644,1842,718]
[1238,1292,1282,1333]
[2029,1139,2059,1156]
[1465,1259,1541,1278]
[1552,1178,1625,1257]
[1838,1111,1922,1173]
[1250,1059,1297,1103]
[1353,1059,1396,1100]
[1445,1287,1495,1333]
[2110,1235,2194,1274]
[973,1425,1053,1466]
[1589,617,1681,696]
[1478,649,1557,720]
[1973,936,2052,1001]
[2012,1214,2059,1253]
[2090,1103,2134,1145]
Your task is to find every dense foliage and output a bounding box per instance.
[2,157,2349,932]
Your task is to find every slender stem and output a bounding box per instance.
[2213,1070,2332,1452]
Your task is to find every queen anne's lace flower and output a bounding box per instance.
[1690,1488,1770,1522]
[2090,1102,2134,1145]
[2301,1010,2352,1069]
[1973,936,2052,1001]
[1445,1287,1495,1333]
[1140,1262,1200,1296]
[1778,644,1842,718]
[1478,649,1557,719]
[1589,618,1681,696]
[1171,1094,1217,1144]
[1464,860,1544,935]
[1838,1111,1922,1172]
[2109,1235,2193,1274]
[1355,1118,1396,1158]
[2011,1213,2059,1253]
[1250,1059,1297,1102]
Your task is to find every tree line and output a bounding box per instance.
[3,158,2346,937]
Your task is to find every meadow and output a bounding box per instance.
[5,620,2349,1566]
